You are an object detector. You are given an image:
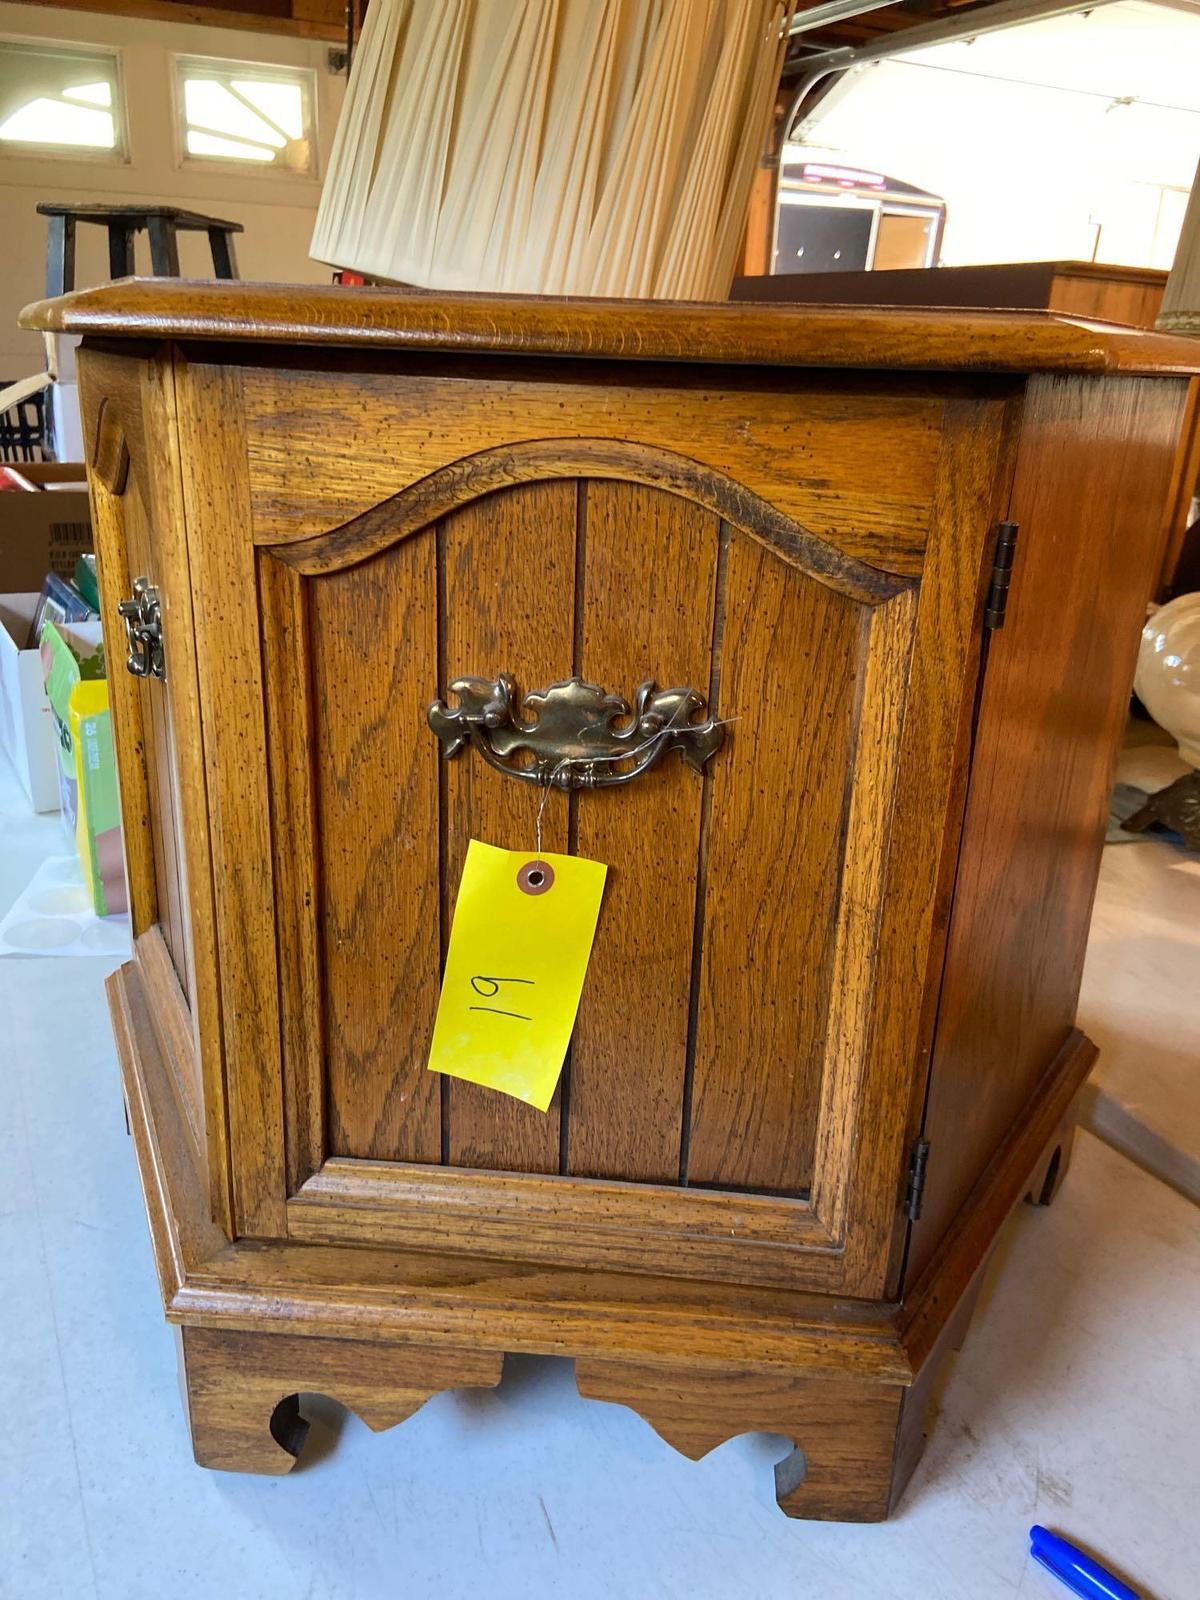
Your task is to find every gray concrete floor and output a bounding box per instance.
[1,752,1198,1600]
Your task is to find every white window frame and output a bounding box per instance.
[0,36,128,163]
[171,53,319,179]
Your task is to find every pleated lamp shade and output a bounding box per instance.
[310,0,795,300]
[1158,161,1200,334]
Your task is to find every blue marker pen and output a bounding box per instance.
[1029,1526,1141,1600]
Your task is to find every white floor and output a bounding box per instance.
[2,750,1198,1600]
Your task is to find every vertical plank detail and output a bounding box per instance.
[143,351,235,1236]
[686,538,862,1194]
[442,481,576,1173]
[567,482,719,1180]
[680,520,730,1185]
[810,589,918,1230]
[259,554,325,1189]
[175,360,286,1238]
[311,538,441,1163]
[837,395,1014,1294]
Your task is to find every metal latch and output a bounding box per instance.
[118,576,165,681]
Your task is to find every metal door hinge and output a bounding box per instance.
[984,521,1019,631]
[904,1138,931,1223]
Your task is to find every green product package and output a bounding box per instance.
[39,619,127,917]
[73,553,100,613]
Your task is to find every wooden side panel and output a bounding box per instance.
[311,538,442,1163]
[175,360,286,1239]
[568,483,720,1181]
[142,351,233,1234]
[442,481,577,1173]
[908,374,1189,1281]
[78,346,233,1234]
[686,537,862,1194]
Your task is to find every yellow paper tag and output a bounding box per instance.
[426,841,608,1112]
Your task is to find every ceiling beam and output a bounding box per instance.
[788,0,897,35]
[4,0,345,43]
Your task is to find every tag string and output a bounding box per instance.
[531,712,739,860]
[534,761,569,859]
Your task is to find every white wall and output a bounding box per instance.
[0,2,346,374]
[791,1,1200,270]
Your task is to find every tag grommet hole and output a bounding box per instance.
[517,860,555,896]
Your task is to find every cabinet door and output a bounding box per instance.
[78,349,230,1232]
[182,353,1009,1296]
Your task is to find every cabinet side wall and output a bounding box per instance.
[78,345,234,1235]
[907,372,1189,1283]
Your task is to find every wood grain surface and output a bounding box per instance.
[173,360,286,1239]
[246,366,942,575]
[110,947,1094,1517]
[309,537,442,1164]
[576,1359,904,1522]
[568,482,719,1181]
[686,538,862,1194]
[907,373,1189,1281]
[440,481,576,1173]
[180,1326,503,1474]
[258,554,325,1192]
[78,347,233,1233]
[735,256,1198,598]
[823,394,1018,1295]
[21,278,1200,375]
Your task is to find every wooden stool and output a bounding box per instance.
[37,204,243,296]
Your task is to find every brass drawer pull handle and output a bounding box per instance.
[117,576,165,681]
[428,674,724,791]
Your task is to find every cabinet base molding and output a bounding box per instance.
[178,1326,503,1474]
[111,958,1091,1520]
[576,1360,905,1522]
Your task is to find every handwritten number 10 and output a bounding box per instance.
[470,974,534,1022]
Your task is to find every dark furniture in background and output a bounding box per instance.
[38,204,243,297]
[732,258,1171,324]
[0,382,48,461]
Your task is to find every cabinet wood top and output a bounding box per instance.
[21,278,1200,376]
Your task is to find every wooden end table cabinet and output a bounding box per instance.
[23,283,1196,1520]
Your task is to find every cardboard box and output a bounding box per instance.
[0,462,93,592]
[41,618,126,916]
[0,592,60,810]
